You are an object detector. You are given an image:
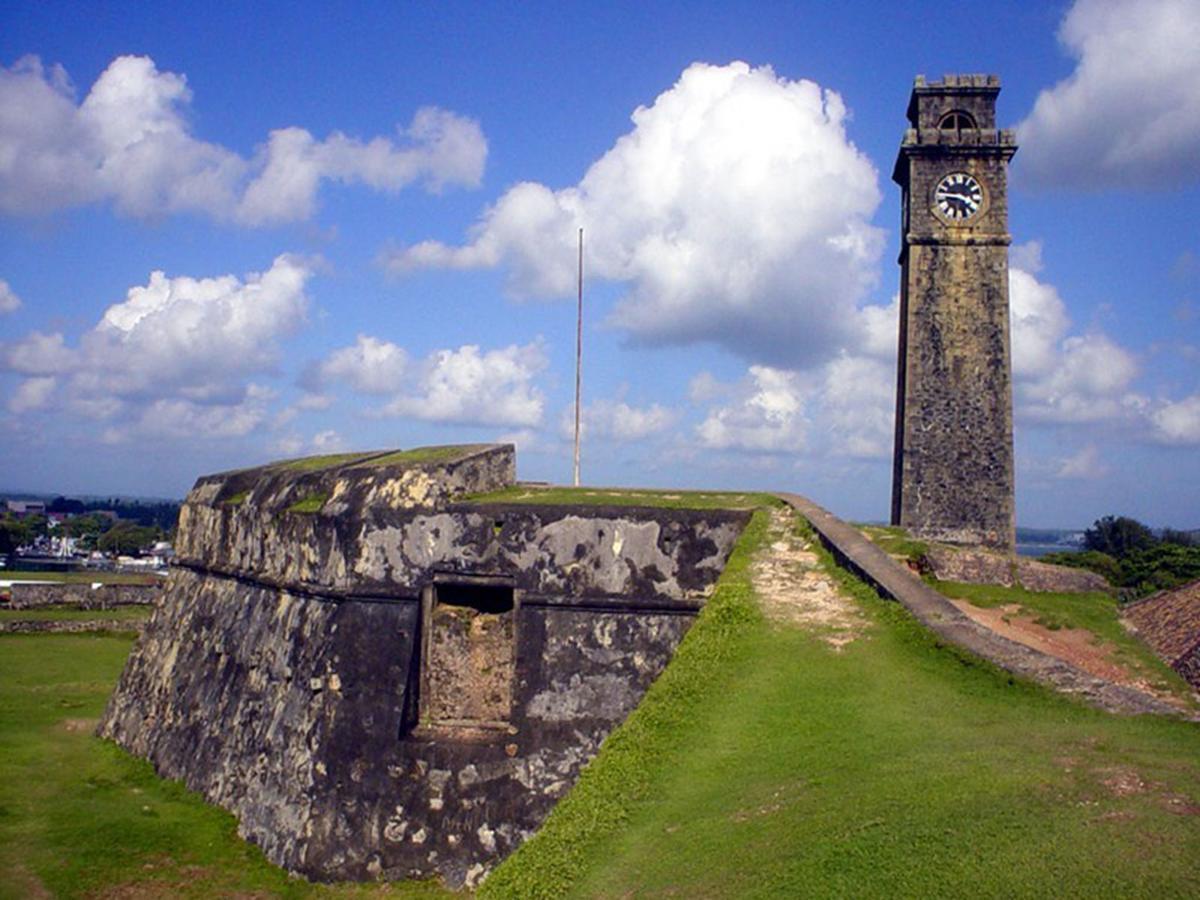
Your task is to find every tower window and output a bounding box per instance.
[938,111,977,135]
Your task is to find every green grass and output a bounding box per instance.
[930,580,1196,705]
[0,606,152,623]
[0,633,454,900]
[222,490,250,506]
[274,452,373,472]
[0,570,162,585]
[286,493,328,514]
[483,512,1200,899]
[363,445,486,467]
[857,524,929,562]
[465,485,779,510]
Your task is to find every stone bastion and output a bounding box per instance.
[98,444,749,887]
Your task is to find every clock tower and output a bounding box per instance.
[891,75,1018,552]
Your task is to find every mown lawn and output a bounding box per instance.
[0,606,152,623]
[465,485,777,510]
[0,633,453,900]
[4,511,1198,899]
[482,511,1200,899]
[0,570,163,585]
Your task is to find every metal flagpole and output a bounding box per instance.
[573,227,583,487]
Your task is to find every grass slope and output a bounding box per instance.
[483,513,1200,899]
[0,571,162,585]
[931,580,1195,705]
[0,605,152,623]
[0,634,453,899]
[465,485,775,510]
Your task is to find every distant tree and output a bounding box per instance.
[62,514,108,550]
[48,496,86,514]
[1041,549,1122,585]
[0,515,31,555]
[1120,544,1200,596]
[97,523,161,556]
[1083,515,1156,558]
[1160,528,1198,548]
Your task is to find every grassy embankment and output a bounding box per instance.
[4,500,1198,898]
[859,524,1195,705]
[0,632,454,900]
[482,509,1200,899]
[0,570,161,585]
[0,606,152,623]
[465,484,774,509]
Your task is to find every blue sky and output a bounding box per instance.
[1,0,1198,528]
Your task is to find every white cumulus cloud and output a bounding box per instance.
[1016,0,1200,188]
[2,255,312,434]
[8,375,55,413]
[1151,394,1200,444]
[316,336,549,428]
[385,61,883,365]
[1056,444,1109,479]
[564,398,680,443]
[0,279,22,313]
[0,55,486,223]
[317,334,409,395]
[696,365,810,452]
[383,343,547,426]
[1008,262,1146,424]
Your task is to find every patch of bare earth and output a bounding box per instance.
[1050,752,1200,821]
[8,864,51,899]
[946,600,1191,711]
[61,716,99,733]
[751,508,868,649]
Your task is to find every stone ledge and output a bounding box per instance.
[778,493,1192,720]
[0,619,144,634]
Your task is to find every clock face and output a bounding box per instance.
[934,172,983,221]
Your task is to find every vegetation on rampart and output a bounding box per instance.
[482,512,1200,898]
[464,485,776,510]
[275,452,374,472]
[365,445,486,467]
[1044,514,1200,599]
[4,503,1199,897]
[286,493,329,514]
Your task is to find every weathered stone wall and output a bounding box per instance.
[99,445,748,886]
[921,546,1111,594]
[1,581,161,609]
[891,75,1017,551]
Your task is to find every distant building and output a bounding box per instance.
[5,500,46,517]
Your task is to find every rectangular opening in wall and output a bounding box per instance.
[417,573,517,740]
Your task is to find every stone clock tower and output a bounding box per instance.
[891,74,1017,552]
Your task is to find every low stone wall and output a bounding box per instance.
[920,546,1110,594]
[0,618,144,634]
[780,493,1188,718]
[1,582,162,609]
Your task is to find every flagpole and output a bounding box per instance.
[573,227,583,487]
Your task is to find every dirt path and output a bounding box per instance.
[947,599,1192,710]
[751,507,867,649]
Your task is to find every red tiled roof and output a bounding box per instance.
[1123,579,1200,663]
